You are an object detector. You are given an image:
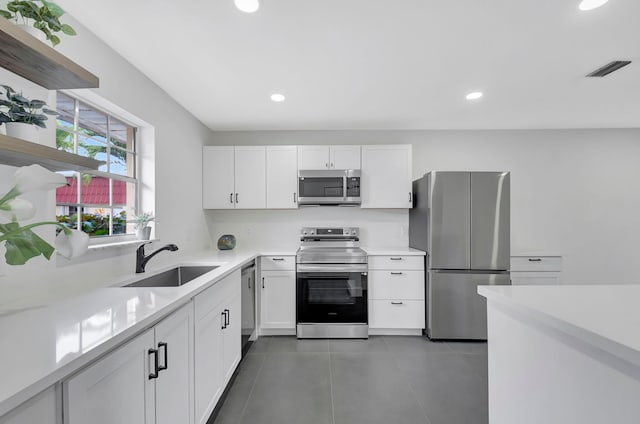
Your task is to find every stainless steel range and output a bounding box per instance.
[296,227,368,339]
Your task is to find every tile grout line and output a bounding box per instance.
[382,336,434,424]
[329,340,336,424]
[233,339,270,424]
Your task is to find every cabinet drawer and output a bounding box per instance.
[195,273,237,321]
[511,256,562,272]
[369,300,425,329]
[260,255,295,271]
[368,255,424,270]
[511,271,561,286]
[368,270,424,300]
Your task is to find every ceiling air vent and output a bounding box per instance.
[586,60,632,77]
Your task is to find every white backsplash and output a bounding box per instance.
[204,208,408,251]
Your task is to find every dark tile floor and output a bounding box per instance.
[212,336,488,424]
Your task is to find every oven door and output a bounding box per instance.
[296,264,368,324]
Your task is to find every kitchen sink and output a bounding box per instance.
[126,265,219,288]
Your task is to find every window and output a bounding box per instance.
[55,93,138,238]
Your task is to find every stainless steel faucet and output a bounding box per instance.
[136,242,179,273]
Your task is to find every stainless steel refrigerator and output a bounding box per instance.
[409,171,511,340]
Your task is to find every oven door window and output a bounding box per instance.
[297,272,367,324]
[299,177,344,198]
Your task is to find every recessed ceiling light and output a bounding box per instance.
[234,0,259,13]
[270,93,285,102]
[578,0,609,11]
[465,91,483,101]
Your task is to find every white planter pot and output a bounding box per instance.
[5,123,39,143]
[16,24,46,42]
[136,226,152,240]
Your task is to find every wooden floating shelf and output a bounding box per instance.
[0,18,99,89]
[0,134,100,172]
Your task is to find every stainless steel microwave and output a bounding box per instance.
[298,170,361,206]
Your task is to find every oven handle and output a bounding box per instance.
[296,264,368,273]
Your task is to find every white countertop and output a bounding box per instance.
[363,247,426,256]
[478,285,640,368]
[0,249,259,416]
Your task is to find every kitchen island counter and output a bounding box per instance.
[478,285,640,424]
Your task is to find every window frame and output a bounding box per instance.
[55,92,140,240]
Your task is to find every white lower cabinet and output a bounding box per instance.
[368,255,425,330]
[64,304,192,424]
[259,256,296,332]
[0,387,58,424]
[510,255,562,285]
[194,270,241,424]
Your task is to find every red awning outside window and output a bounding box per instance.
[56,176,126,205]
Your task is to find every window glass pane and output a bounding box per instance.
[78,103,107,140]
[82,207,111,237]
[55,128,74,153]
[109,147,130,176]
[112,207,128,235]
[79,175,110,206]
[56,93,75,123]
[56,173,78,205]
[56,205,79,231]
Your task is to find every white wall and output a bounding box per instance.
[0,16,213,310]
[207,129,640,285]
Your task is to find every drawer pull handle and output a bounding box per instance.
[148,348,159,380]
[391,301,404,305]
[272,258,285,261]
[390,257,403,261]
[158,342,168,372]
[390,272,403,275]
[528,258,542,262]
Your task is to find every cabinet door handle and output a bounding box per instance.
[157,342,168,372]
[221,311,226,330]
[390,272,403,275]
[325,162,329,168]
[390,257,403,261]
[248,276,251,289]
[293,192,297,203]
[528,258,542,262]
[148,348,159,380]
[272,257,285,261]
[235,193,239,203]
[230,193,233,204]
[331,162,334,168]
[224,308,230,327]
[409,192,412,203]
[262,277,265,289]
[391,301,404,305]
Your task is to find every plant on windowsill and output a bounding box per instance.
[0,84,58,143]
[131,212,154,240]
[0,0,76,47]
[0,164,89,265]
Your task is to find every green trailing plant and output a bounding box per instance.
[0,85,58,128]
[130,211,155,230]
[0,0,76,47]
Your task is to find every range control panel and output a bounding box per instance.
[300,227,359,237]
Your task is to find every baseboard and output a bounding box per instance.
[368,328,423,336]
[259,328,296,336]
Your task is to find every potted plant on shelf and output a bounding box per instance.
[131,212,154,240]
[0,0,76,47]
[0,84,58,143]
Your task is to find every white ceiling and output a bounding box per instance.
[57,0,640,131]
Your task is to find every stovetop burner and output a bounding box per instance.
[296,227,367,264]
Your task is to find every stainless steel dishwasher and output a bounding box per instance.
[240,261,256,355]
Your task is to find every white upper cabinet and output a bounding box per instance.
[203,146,266,209]
[361,145,413,208]
[266,145,298,209]
[298,145,361,170]
[331,145,361,169]
[203,146,235,209]
[234,146,266,209]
